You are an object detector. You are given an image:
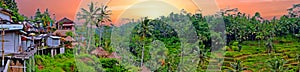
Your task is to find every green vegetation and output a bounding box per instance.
[70,2,300,71]
[223,36,300,71]
[35,49,130,72]
[35,49,76,72]
[7,1,295,72]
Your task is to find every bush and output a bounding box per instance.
[232,41,239,46]
[231,46,239,51]
[99,58,127,72]
[288,53,297,58]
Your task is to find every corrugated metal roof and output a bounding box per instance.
[0,24,23,30]
[50,36,61,39]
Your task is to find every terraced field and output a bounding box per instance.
[225,37,299,71]
[205,36,300,71]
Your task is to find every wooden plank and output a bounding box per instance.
[9,66,26,68]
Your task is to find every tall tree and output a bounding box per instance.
[77,2,105,52]
[96,4,112,49]
[77,2,111,50]
[138,17,152,67]
[34,9,42,21]
[96,4,112,27]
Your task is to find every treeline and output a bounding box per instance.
[108,8,300,71]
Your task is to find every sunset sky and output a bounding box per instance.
[15,0,300,24]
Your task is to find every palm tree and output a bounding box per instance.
[138,17,153,67]
[265,37,273,54]
[96,4,112,27]
[96,4,112,48]
[77,2,101,53]
[196,45,209,70]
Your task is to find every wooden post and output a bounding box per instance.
[2,28,5,66]
[23,60,26,72]
[51,49,53,57]
[29,57,32,72]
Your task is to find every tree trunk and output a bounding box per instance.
[99,27,102,47]
[141,44,144,67]
[179,43,184,71]
[87,26,92,53]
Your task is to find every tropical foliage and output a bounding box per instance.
[31,1,300,72]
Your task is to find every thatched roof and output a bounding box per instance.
[90,47,121,59]
[107,52,121,59]
[52,30,74,37]
[56,17,74,24]
[90,47,109,57]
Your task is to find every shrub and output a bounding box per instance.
[231,46,239,51]
[99,58,127,72]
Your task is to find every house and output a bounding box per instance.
[0,24,23,54]
[46,36,61,47]
[56,17,75,30]
[0,20,29,72]
[46,36,64,56]
[52,29,76,49]
[0,8,39,72]
[23,21,38,33]
[21,34,49,52]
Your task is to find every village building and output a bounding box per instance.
[55,17,75,31]
[0,8,23,55]
[46,36,64,56]
[0,23,23,55]
[52,17,77,49]
[0,8,36,72]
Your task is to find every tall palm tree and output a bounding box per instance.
[138,17,153,67]
[77,2,101,52]
[97,4,112,27]
[96,4,112,48]
[265,37,273,54]
[196,45,209,70]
